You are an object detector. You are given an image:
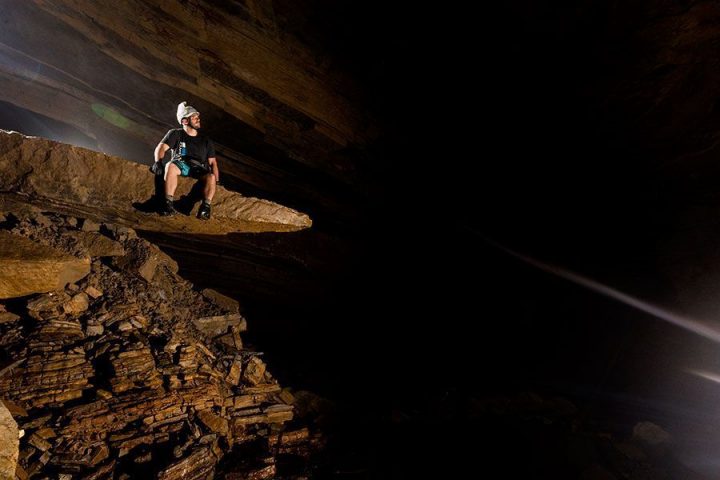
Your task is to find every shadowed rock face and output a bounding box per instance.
[0,130,311,234]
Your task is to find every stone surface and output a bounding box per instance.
[0,231,90,299]
[112,238,178,283]
[0,400,19,479]
[201,288,240,313]
[84,286,103,299]
[0,211,318,479]
[0,311,20,324]
[63,292,89,315]
[193,313,247,338]
[64,231,125,257]
[0,131,312,234]
[197,410,229,437]
[243,357,267,386]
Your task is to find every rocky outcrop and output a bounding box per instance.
[0,210,323,479]
[0,231,90,299]
[0,130,311,234]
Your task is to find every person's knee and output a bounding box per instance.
[166,163,180,176]
[203,173,216,186]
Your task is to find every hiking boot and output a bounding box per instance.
[160,198,176,216]
[197,202,211,220]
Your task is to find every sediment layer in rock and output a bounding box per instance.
[0,130,312,234]
[0,211,323,479]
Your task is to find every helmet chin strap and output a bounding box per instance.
[183,119,200,131]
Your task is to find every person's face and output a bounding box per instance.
[187,113,201,129]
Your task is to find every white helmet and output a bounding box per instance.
[176,101,199,124]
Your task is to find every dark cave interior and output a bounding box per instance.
[5,1,720,478]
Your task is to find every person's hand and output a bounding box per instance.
[150,162,163,176]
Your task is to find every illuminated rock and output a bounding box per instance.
[0,231,90,299]
[0,130,312,234]
[0,400,19,480]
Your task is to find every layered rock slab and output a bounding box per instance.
[0,211,323,478]
[0,130,312,234]
[0,231,90,299]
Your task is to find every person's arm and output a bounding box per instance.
[209,157,220,184]
[154,143,170,164]
[150,142,169,175]
[154,130,178,168]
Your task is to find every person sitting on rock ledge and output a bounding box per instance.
[151,101,220,219]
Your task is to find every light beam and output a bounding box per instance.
[482,235,720,344]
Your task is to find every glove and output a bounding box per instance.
[150,162,163,176]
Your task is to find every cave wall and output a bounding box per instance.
[0,0,380,228]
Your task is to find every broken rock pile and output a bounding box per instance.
[0,212,322,479]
